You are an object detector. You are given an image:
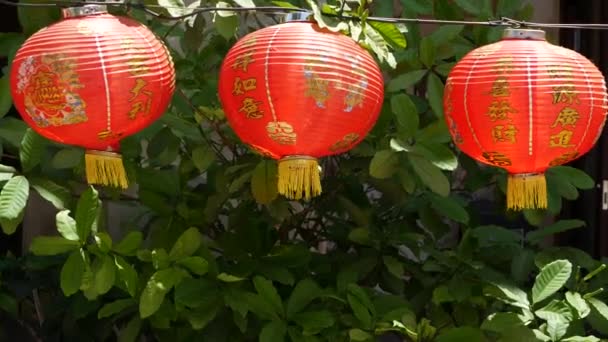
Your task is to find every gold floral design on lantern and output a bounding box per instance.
[304,56,332,108]
[266,121,297,145]
[329,133,360,152]
[482,151,512,167]
[20,53,87,128]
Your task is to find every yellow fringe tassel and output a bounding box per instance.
[507,173,547,210]
[85,150,129,190]
[277,156,322,200]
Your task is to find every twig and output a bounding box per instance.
[32,289,44,326]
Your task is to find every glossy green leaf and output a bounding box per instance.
[532,259,572,304]
[251,160,278,205]
[286,278,322,319]
[31,178,71,210]
[436,327,485,342]
[409,154,450,196]
[169,227,202,260]
[369,150,399,179]
[30,236,80,255]
[368,21,406,49]
[0,76,12,118]
[114,256,138,297]
[94,255,116,295]
[20,129,46,172]
[260,320,287,342]
[177,256,209,275]
[480,312,525,333]
[429,194,469,224]
[426,72,445,117]
[391,94,419,138]
[253,276,283,316]
[75,187,100,242]
[565,291,590,319]
[51,148,84,169]
[139,268,185,318]
[56,210,79,241]
[98,298,136,319]
[419,37,436,68]
[60,249,85,296]
[387,70,427,92]
[526,220,585,245]
[113,231,144,256]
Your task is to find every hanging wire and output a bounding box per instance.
[1,0,608,30]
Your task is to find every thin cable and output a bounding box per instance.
[1,0,608,30]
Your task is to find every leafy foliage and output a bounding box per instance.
[0,0,606,341]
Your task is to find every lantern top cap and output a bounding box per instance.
[280,11,313,23]
[62,4,108,17]
[502,28,546,41]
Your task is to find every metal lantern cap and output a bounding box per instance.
[502,28,546,40]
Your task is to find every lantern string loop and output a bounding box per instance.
[1,0,608,30]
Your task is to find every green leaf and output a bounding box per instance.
[56,210,79,241]
[511,248,536,284]
[387,70,427,92]
[368,21,406,49]
[383,256,404,278]
[483,279,530,309]
[526,220,585,245]
[427,72,445,117]
[419,37,436,68]
[452,0,488,16]
[94,255,116,295]
[169,227,202,260]
[31,178,71,210]
[139,268,185,318]
[75,187,100,242]
[20,129,46,172]
[286,278,322,319]
[472,225,521,247]
[549,166,595,190]
[429,25,465,45]
[118,316,141,342]
[481,312,525,333]
[0,117,27,148]
[429,194,469,224]
[254,276,284,316]
[565,291,590,319]
[562,337,600,342]
[260,320,287,342]
[412,142,458,171]
[347,284,375,329]
[0,164,15,182]
[113,231,143,256]
[409,154,450,196]
[0,76,12,118]
[436,327,485,342]
[363,24,396,68]
[272,1,299,8]
[369,150,399,179]
[292,310,335,334]
[175,278,218,309]
[155,0,186,17]
[251,160,278,205]
[349,328,373,341]
[98,298,136,319]
[188,299,222,330]
[51,148,84,169]
[391,94,419,138]
[177,256,209,275]
[60,249,85,296]
[535,300,573,341]
[532,259,572,304]
[214,3,238,40]
[114,256,138,297]
[217,273,246,282]
[30,236,79,255]
[587,297,608,326]
[17,2,60,36]
[0,175,29,234]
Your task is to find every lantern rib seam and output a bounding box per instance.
[462,54,484,153]
[571,51,594,151]
[264,27,281,123]
[94,34,113,138]
[526,55,533,156]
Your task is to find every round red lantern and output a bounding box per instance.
[10,5,175,189]
[218,19,384,200]
[445,28,608,210]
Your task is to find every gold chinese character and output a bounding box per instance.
[551,107,580,128]
[238,97,264,119]
[446,115,463,145]
[486,100,517,121]
[232,77,257,96]
[482,151,512,166]
[267,121,296,145]
[232,52,254,72]
[549,151,579,166]
[329,133,360,152]
[547,65,573,79]
[97,130,122,140]
[491,124,518,143]
[549,130,576,148]
[552,84,580,105]
[128,99,152,119]
[489,77,510,97]
[129,78,148,101]
[493,57,514,74]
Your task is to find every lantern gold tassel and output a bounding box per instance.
[278,156,321,200]
[507,173,547,210]
[85,150,128,190]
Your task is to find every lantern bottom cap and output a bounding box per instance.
[507,173,547,211]
[85,150,128,190]
[278,156,321,201]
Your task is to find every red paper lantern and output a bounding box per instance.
[218,20,384,200]
[10,5,175,189]
[445,28,608,210]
